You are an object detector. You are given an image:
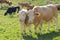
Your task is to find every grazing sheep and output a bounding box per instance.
[0,0,12,8]
[18,2,31,7]
[4,6,20,16]
[18,2,34,10]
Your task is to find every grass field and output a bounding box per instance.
[0,0,60,40]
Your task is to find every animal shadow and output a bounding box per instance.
[23,29,60,40]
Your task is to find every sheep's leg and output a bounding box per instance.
[28,25,32,32]
[53,13,58,30]
[39,23,42,35]
[27,25,32,35]
[39,22,42,35]
[34,24,38,34]
[54,17,58,30]
[20,22,26,35]
[9,13,13,17]
[47,21,51,32]
[9,13,11,17]
[13,12,15,15]
[23,24,26,34]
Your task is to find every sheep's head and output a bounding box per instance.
[19,9,27,21]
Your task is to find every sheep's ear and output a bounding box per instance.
[34,12,40,17]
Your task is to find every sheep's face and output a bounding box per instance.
[27,9,35,23]
[19,9,27,21]
[27,9,41,23]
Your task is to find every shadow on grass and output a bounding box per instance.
[23,29,60,40]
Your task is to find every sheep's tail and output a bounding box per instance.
[4,12,8,16]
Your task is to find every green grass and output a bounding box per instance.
[0,0,60,40]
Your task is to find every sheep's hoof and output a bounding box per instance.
[40,33,42,35]
[21,33,27,37]
[39,32,42,35]
[46,29,50,32]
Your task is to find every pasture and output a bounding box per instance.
[0,0,60,40]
